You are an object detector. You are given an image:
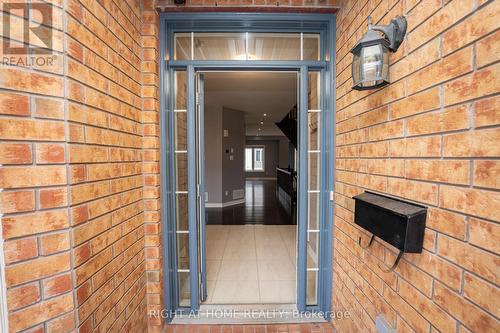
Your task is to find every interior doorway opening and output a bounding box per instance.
[202,72,298,305]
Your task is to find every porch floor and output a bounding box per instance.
[164,323,335,333]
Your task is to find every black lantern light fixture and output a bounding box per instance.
[351,16,407,90]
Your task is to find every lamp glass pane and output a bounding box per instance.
[361,44,385,82]
[352,52,361,85]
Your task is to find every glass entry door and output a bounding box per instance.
[171,66,325,311]
[169,68,208,310]
[195,73,207,303]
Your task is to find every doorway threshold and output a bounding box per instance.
[171,304,327,324]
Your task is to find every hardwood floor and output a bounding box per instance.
[206,180,295,225]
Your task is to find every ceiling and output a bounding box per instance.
[204,72,297,136]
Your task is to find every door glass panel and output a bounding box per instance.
[306,71,321,306]
[248,33,300,60]
[254,148,264,171]
[303,34,320,61]
[308,112,320,151]
[174,33,192,60]
[176,193,188,230]
[308,152,320,190]
[175,71,187,110]
[306,270,318,305]
[173,70,190,307]
[307,232,319,268]
[308,193,320,230]
[178,271,191,307]
[308,72,320,110]
[194,32,246,60]
[175,153,187,191]
[175,112,187,150]
[245,148,252,171]
[177,232,190,270]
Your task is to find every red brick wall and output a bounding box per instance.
[333,0,499,332]
[2,0,498,333]
[0,1,74,331]
[155,0,340,10]
[1,0,152,332]
[141,0,163,330]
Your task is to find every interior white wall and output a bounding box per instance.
[204,100,246,206]
[222,107,246,203]
[204,102,223,204]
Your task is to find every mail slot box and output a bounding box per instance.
[353,191,427,253]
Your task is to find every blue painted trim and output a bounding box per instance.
[322,14,336,318]
[297,66,308,311]
[159,20,177,319]
[169,60,326,70]
[161,12,333,32]
[187,65,200,310]
[198,74,208,302]
[317,66,327,312]
[160,12,337,315]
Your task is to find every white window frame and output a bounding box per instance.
[245,146,265,172]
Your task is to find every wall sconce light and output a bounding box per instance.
[351,16,407,90]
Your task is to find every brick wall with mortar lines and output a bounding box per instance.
[0,0,152,332]
[141,0,163,331]
[0,1,74,331]
[145,1,341,332]
[1,1,499,333]
[155,0,340,9]
[332,0,499,332]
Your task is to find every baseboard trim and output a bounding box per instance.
[245,177,277,180]
[205,199,245,208]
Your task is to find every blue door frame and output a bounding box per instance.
[159,12,336,319]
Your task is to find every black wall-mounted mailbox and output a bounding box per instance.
[353,191,427,253]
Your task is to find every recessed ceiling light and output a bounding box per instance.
[260,121,264,125]
[263,113,267,117]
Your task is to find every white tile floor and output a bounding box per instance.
[205,225,297,304]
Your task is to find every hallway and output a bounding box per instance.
[206,225,296,304]
[206,180,295,225]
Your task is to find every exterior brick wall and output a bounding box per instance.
[141,0,163,330]
[0,1,74,331]
[1,0,498,333]
[333,0,499,332]
[155,0,340,10]
[1,0,152,332]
